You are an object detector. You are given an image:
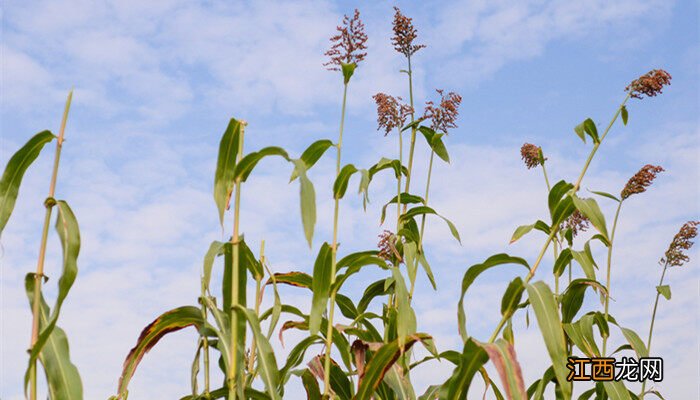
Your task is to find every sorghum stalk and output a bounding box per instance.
[228,122,246,399]
[323,81,349,396]
[402,55,417,213]
[639,262,668,398]
[29,90,73,400]
[602,201,623,355]
[397,127,403,232]
[199,279,211,394]
[487,93,631,343]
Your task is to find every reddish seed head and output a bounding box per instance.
[324,9,368,71]
[373,93,413,135]
[520,143,545,169]
[620,165,664,200]
[377,230,396,261]
[662,221,699,267]
[423,89,462,134]
[625,69,672,99]
[391,7,425,57]
[563,210,590,238]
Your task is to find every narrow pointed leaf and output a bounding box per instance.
[233,146,290,183]
[334,164,359,199]
[526,281,572,400]
[290,139,334,181]
[24,275,83,400]
[481,339,527,400]
[0,130,56,235]
[439,338,489,400]
[309,242,332,335]
[400,206,460,243]
[418,126,450,163]
[213,118,242,226]
[572,196,609,240]
[603,380,632,400]
[293,159,316,247]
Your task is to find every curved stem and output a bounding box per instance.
[487,94,630,343]
[323,82,349,396]
[29,90,72,400]
[602,200,623,355]
[640,263,668,398]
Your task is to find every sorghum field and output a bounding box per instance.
[1,2,698,400]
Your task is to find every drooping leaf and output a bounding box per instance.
[458,254,529,341]
[553,248,573,278]
[500,277,525,318]
[213,118,242,227]
[621,105,629,126]
[603,380,632,400]
[480,339,527,400]
[560,279,607,323]
[418,126,450,163]
[589,190,621,203]
[310,243,332,335]
[380,193,424,224]
[116,306,208,397]
[526,281,572,400]
[574,118,599,144]
[392,267,416,350]
[572,196,609,241]
[400,206,460,243]
[280,336,323,385]
[24,275,83,400]
[267,271,312,289]
[293,159,317,247]
[564,314,601,357]
[301,369,322,400]
[202,241,226,290]
[233,146,290,183]
[383,364,416,400]
[334,164,359,199]
[290,139,334,181]
[233,305,282,400]
[570,244,597,282]
[24,201,81,394]
[0,130,56,235]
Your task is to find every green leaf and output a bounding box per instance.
[480,339,527,400]
[0,130,56,235]
[400,206,460,243]
[233,305,281,400]
[574,118,599,144]
[334,164,359,199]
[24,201,81,394]
[418,126,450,163]
[509,221,550,244]
[458,254,529,341]
[589,190,621,203]
[656,285,671,300]
[290,139,334,181]
[572,196,609,240]
[301,369,322,400]
[380,193,424,224]
[526,281,572,400]
[392,267,417,350]
[309,243,332,335]
[621,105,629,126]
[560,279,607,323]
[213,118,242,227]
[279,336,322,384]
[574,122,586,143]
[603,380,632,400]
[439,338,489,400]
[548,180,575,225]
[292,159,317,247]
[564,315,601,357]
[355,334,433,400]
[417,251,437,290]
[607,316,648,358]
[24,275,83,400]
[116,306,208,397]
[501,277,525,318]
[383,364,416,400]
[553,248,573,278]
[571,244,597,281]
[202,241,225,290]
[267,271,313,289]
[233,146,290,183]
[358,279,391,314]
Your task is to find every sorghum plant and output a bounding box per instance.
[0,91,83,399]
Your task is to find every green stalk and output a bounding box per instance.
[247,241,265,381]
[29,90,73,400]
[487,94,631,343]
[639,262,668,398]
[228,123,245,400]
[602,200,623,355]
[402,55,417,213]
[411,149,435,298]
[199,277,211,395]
[541,162,561,297]
[323,82,349,397]
[397,128,403,233]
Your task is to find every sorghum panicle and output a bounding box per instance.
[423,89,462,134]
[625,69,672,99]
[377,230,398,262]
[324,9,368,71]
[520,143,545,169]
[562,210,590,238]
[391,7,425,57]
[620,165,664,200]
[373,93,413,135]
[662,221,699,267]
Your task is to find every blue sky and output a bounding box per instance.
[1,0,698,398]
